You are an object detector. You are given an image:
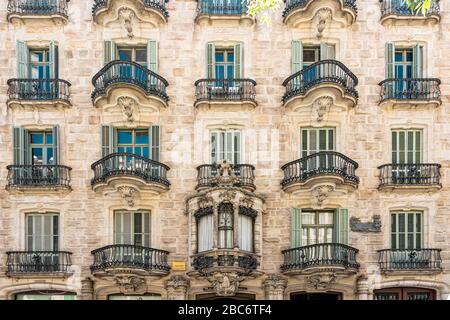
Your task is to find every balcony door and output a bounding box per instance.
[391,129,422,184]
[117,46,148,83]
[374,288,435,300]
[210,130,242,165]
[300,210,334,246]
[301,128,335,173]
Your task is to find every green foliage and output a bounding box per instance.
[403,0,433,15]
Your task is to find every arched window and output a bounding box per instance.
[196,207,214,252]
[218,203,234,249]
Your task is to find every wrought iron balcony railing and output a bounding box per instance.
[281,243,360,272]
[91,152,170,187]
[380,0,440,18]
[192,250,258,274]
[91,60,169,103]
[6,165,72,190]
[282,60,358,103]
[282,0,358,19]
[196,163,255,190]
[7,79,71,102]
[90,244,170,273]
[379,78,441,103]
[7,0,70,17]
[92,0,169,18]
[197,0,247,15]
[194,78,256,105]
[281,151,359,188]
[378,249,442,271]
[378,163,441,188]
[6,251,73,275]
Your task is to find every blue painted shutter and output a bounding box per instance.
[291,208,302,248]
[17,41,29,78]
[207,43,216,78]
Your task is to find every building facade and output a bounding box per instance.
[0,0,449,300]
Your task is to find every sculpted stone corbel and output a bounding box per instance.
[119,8,135,39]
[114,275,146,294]
[117,96,138,124]
[312,185,334,207]
[117,186,138,207]
[306,273,336,290]
[313,96,333,122]
[315,8,332,39]
[207,272,245,297]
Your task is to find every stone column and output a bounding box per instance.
[166,275,190,300]
[80,278,95,300]
[356,276,370,300]
[264,274,288,300]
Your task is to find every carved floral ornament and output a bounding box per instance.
[117,96,138,124]
[207,272,246,297]
[315,8,332,39]
[117,186,138,207]
[211,160,240,187]
[312,185,335,206]
[118,8,136,39]
[306,273,336,290]
[114,275,146,294]
[313,96,333,122]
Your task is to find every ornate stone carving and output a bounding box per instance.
[264,274,287,300]
[197,195,214,209]
[207,272,245,297]
[350,215,382,233]
[117,96,137,123]
[240,197,254,208]
[211,160,240,187]
[219,189,237,203]
[313,96,333,122]
[312,185,334,206]
[117,186,138,207]
[115,275,146,294]
[306,273,336,290]
[166,275,190,300]
[315,8,332,39]
[119,8,135,39]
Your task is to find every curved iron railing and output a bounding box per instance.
[90,244,170,272]
[380,0,440,18]
[92,0,169,18]
[6,251,72,274]
[192,250,258,273]
[197,0,247,15]
[7,0,70,17]
[282,60,358,103]
[7,79,71,102]
[91,60,169,103]
[194,78,256,105]
[196,163,255,190]
[91,152,170,187]
[283,0,358,19]
[378,249,442,271]
[281,151,359,188]
[378,163,441,187]
[6,165,72,189]
[281,243,359,272]
[379,78,441,102]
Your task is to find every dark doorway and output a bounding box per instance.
[196,293,256,300]
[290,292,342,300]
[374,287,436,300]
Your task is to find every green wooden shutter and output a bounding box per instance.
[320,43,335,60]
[104,40,117,65]
[49,41,58,78]
[150,125,160,161]
[13,127,26,165]
[291,40,303,74]
[101,125,112,157]
[234,43,242,78]
[413,44,423,78]
[207,43,216,78]
[147,40,158,73]
[52,125,60,164]
[334,208,349,245]
[291,208,302,248]
[17,41,29,78]
[386,42,395,78]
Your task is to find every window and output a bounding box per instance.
[210,130,241,164]
[206,43,242,79]
[26,213,59,251]
[291,42,335,74]
[108,294,161,300]
[114,210,151,247]
[118,47,148,67]
[17,41,58,79]
[218,203,234,249]
[104,40,158,74]
[392,129,422,164]
[395,49,413,79]
[374,288,435,300]
[301,210,334,245]
[215,48,235,80]
[29,49,51,79]
[13,127,59,166]
[302,46,320,69]
[391,211,422,250]
[301,128,335,157]
[116,129,149,158]
[197,209,214,252]
[238,209,254,252]
[29,131,55,165]
[16,291,75,300]
[386,43,423,79]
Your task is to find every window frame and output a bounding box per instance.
[300,210,335,245]
[391,129,423,164]
[29,48,51,80]
[210,129,242,165]
[115,128,149,157]
[28,130,54,165]
[300,127,336,158]
[25,212,59,252]
[390,211,423,250]
[113,210,151,247]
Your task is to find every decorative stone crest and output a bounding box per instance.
[350,215,382,233]
[312,185,334,206]
[117,186,138,207]
[306,273,336,290]
[207,272,245,297]
[211,160,240,187]
[115,275,146,294]
[119,8,136,39]
[315,8,332,39]
[117,96,137,124]
[313,96,333,122]
[166,275,190,300]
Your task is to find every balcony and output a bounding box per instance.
[191,250,259,275]
[7,0,70,26]
[7,79,71,109]
[195,0,254,26]
[91,152,170,194]
[281,243,359,275]
[380,0,440,26]
[379,78,441,108]
[92,60,169,112]
[378,249,442,274]
[6,165,72,194]
[91,244,170,276]
[282,60,358,111]
[194,78,257,110]
[92,0,169,27]
[283,0,357,29]
[378,163,441,191]
[6,251,73,277]
[196,163,255,191]
[281,151,359,194]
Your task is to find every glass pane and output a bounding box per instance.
[227,51,234,62]
[119,50,132,61]
[117,131,133,144]
[309,228,316,245]
[395,52,403,62]
[47,148,54,164]
[30,133,44,144]
[303,49,316,63]
[143,147,149,158]
[134,147,142,156]
[227,65,234,79]
[319,212,333,225]
[398,214,405,232]
[302,212,315,225]
[416,213,421,232]
[32,148,43,164]
[406,51,413,62]
[135,131,149,145]
[310,130,317,153]
[134,212,142,234]
[215,52,224,62]
[30,51,44,63]
[328,130,334,150]
[46,133,53,145]
[319,130,326,150]
[135,49,147,63]
[216,65,225,79]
